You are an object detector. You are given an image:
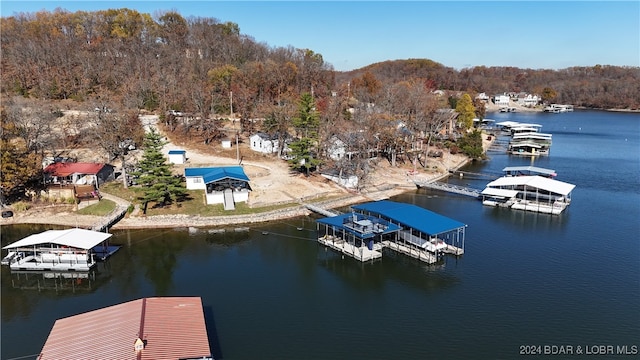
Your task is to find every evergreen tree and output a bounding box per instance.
[288,93,321,175]
[133,129,187,214]
[457,130,484,159]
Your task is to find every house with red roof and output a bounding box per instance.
[43,162,115,188]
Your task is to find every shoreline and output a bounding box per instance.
[2,159,473,231]
[2,128,484,231]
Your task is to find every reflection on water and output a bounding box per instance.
[1,111,639,360]
[7,263,113,293]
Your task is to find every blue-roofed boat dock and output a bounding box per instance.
[316,200,466,264]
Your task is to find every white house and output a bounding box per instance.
[518,94,540,107]
[168,149,186,164]
[250,132,279,153]
[476,92,490,101]
[494,94,510,106]
[321,171,359,189]
[221,139,232,149]
[184,166,251,210]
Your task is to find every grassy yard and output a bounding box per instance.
[76,199,117,216]
[100,181,298,216]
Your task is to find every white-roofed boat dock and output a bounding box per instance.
[481,174,576,214]
[2,228,119,271]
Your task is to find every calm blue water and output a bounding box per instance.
[2,110,639,360]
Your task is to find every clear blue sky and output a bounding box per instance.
[1,1,638,71]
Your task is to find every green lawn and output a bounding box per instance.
[100,181,298,216]
[76,199,117,216]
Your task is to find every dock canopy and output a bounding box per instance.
[317,213,401,239]
[502,166,557,177]
[3,228,112,250]
[486,175,575,196]
[481,188,520,198]
[352,200,466,236]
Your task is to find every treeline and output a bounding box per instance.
[338,60,640,110]
[2,8,638,116]
[1,8,638,202]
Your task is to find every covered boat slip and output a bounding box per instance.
[482,175,575,214]
[508,141,549,156]
[502,166,557,178]
[2,228,119,271]
[317,201,466,264]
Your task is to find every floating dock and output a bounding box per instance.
[316,200,466,264]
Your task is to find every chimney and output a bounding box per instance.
[134,337,145,352]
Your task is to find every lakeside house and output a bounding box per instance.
[43,162,114,188]
[41,162,113,202]
[185,166,251,210]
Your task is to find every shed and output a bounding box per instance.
[168,149,186,164]
[221,138,232,149]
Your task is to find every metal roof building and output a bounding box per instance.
[38,297,213,360]
[351,200,466,236]
[185,166,249,184]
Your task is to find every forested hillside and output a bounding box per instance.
[1,8,638,202]
[2,8,638,113]
[337,60,640,110]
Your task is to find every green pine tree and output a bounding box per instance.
[288,93,321,175]
[133,129,187,214]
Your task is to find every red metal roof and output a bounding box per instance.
[38,297,212,360]
[44,162,105,177]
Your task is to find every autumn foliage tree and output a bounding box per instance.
[455,93,475,130]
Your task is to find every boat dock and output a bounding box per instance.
[316,200,466,264]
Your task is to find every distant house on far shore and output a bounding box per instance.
[493,94,510,106]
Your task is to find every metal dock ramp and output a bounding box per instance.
[413,179,481,198]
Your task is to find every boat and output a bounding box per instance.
[480,175,575,214]
[2,228,119,272]
[544,104,574,113]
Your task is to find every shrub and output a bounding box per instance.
[11,201,32,211]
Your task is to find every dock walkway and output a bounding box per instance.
[413,179,481,198]
[90,193,130,232]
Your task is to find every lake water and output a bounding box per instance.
[2,110,639,360]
